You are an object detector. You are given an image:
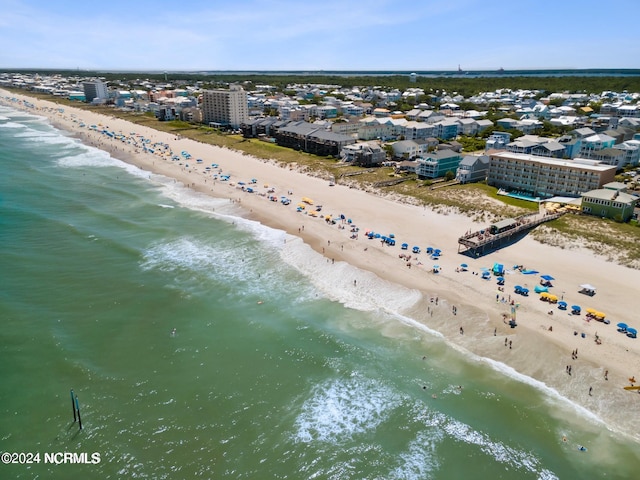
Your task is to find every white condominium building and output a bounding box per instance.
[201,85,248,129]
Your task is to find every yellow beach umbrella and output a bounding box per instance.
[585,308,597,314]
[594,312,606,319]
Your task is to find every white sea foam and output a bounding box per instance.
[280,238,422,313]
[386,429,443,480]
[420,409,558,479]
[294,375,402,444]
[0,121,25,129]
[479,356,605,428]
[57,149,122,168]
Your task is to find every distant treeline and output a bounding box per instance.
[4,69,640,96]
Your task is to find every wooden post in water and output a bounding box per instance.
[70,389,76,422]
[74,394,82,430]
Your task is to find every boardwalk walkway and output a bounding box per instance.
[458,209,565,257]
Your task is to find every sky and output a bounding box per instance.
[1,0,639,72]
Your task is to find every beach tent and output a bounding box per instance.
[579,284,596,296]
[534,285,549,294]
[492,263,505,276]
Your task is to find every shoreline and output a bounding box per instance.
[2,89,639,441]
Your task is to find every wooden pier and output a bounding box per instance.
[458,211,564,257]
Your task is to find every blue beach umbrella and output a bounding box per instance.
[460,263,468,268]
[626,328,637,338]
[571,305,581,311]
[541,274,555,281]
[617,322,628,330]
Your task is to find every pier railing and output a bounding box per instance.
[458,211,565,254]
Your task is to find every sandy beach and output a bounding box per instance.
[3,89,639,441]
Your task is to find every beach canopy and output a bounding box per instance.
[580,284,596,291]
[540,274,555,281]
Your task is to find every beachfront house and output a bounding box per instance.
[340,142,386,167]
[391,139,435,159]
[456,155,490,184]
[580,183,638,221]
[416,150,463,179]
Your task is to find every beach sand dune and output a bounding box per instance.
[2,89,639,441]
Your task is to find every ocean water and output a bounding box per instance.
[1,103,639,480]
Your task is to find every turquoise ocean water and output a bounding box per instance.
[1,103,639,479]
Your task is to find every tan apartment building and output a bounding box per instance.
[487,152,617,198]
[201,85,248,129]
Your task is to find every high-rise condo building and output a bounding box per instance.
[201,85,248,129]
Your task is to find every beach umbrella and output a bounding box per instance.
[571,305,581,311]
[541,274,555,281]
[460,263,468,268]
[585,308,597,314]
[433,265,440,269]
[617,322,628,330]
[594,312,606,319]
[626,328,637,338]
